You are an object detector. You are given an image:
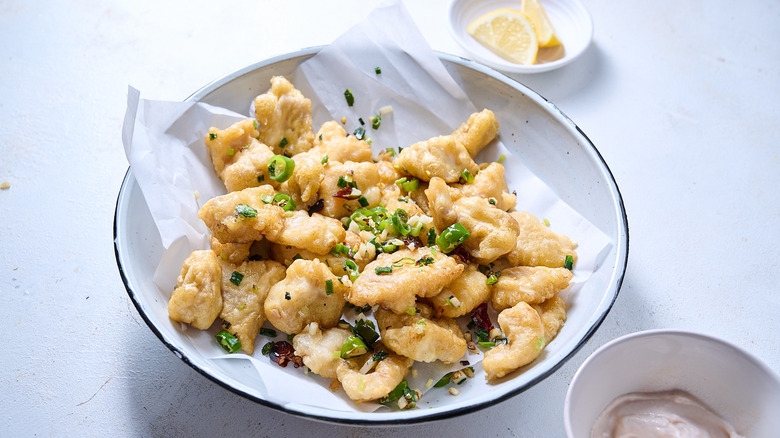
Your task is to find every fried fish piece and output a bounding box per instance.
[204,119,261,180]
[483,302,545,381]
[254,76,315,156]
[491,266,573,311]
[314,121,373,163]
[454,162,516,211]
[426,177,519,264]
[376,307,467,364]
[218,259,285,354]
[168,250,223,330]
[347,247,464,314]
[318,161,382,219]
[506,211,578,268]
[531,295,567,350]
[210,237,253,264]
[450,109,499,157]
[292,323,352,379]
[264,259,347,334]
[394,135,478,183]
[198,185,345,254]
[336,346,414,403]
[429,263,491,318]
[220,140,277,192]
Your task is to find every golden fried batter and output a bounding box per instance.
[491,266,573,311]
[531,295,567,349]
[429,263,491,318]
[204,119,261,179]
[394,135,478,183]
[264,259,347,334]
[336,347,414,403]
[347,247,464,314]
[506,211,578,268]
[253,76,315,156]
[376,307,467,363]
[168,250,223,330]
[293,323,352,379]
[219,259,285,354]
[483,302,545,381]
[450,109,499,157]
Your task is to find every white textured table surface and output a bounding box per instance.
[2,0,778,436]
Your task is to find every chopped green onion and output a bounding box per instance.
[353,126,366,140]
[478,341,496,348]
[235,204,257,218]
[253,120,259,130]
[498,154,506,164]
[405,307,417,316]
[391,209,411,236]
[371,115,381,129]
[344,259,360,282]
[355,304,372,314]
[261,341,273,355]
[543,218,551,227]
[358,196,369,207]
[535,337,547,350]
[287,333,296,342]
[344,89,354,106]
[340,335,367,358]
[434,372,453,388]
[226,148,235,156]
[460,169,475,183]
[351,319,379,348]
[486,273,500,285]
[209,133,217,140]
[216,330,242,353]
[229,271,244,286]
[284,292,291,300]
[329,243,351,257]
[292,253,302,261]
[475,329,490,343]
[409,222,424,237]
[415,256,434,266]
[257,174,265,183]
[564,255,574,270]
[268,155,295,182]
[379,380,415,405]
[325,279,334,295]
[259,328,277,337]
[436,223,471,253]
[321,155,329,165]
[375,266,393,275]
[427,228,437,246]
[372,350,388,361]
[273,193,296,211]
[488,198,497,205]
[278,138,289,148]
[374,67,382,74]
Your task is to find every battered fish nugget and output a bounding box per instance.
[426,178,519,264]
[347,247,464,314]
[318,161,382,219]
[210,237,252,264]
[292,323,352,379]
[168,250,222,330]
[455,162,516,211]
[531,295,567,349]
[198,186,345,254]
[336,347,413,403]
[204,119,260,179]
[219,259,285,354]
[451,109,499,157]
[314,121,373,163]
[483,302,545,381]
[491,266,573,311]
[221,140,277,192]
[375,159,403,187]
[253,76,315,156]
[429,263,491,318]
[394,135,478,183]
[376,307,467,364]
[506,211,578,268]
[264,259,347,334]
[270,231,369,273]
[281,147,324,203]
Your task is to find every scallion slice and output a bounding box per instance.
[564,255,574,270]
[375,266,393,275]
[460,169,475,183]
[344,89,354,106]
[371,115,381,130]
[278,138,289,148]
[358,196,369,207]
[229,271,244,286]
[259,328,277,337]
[325,279,334,295]
[235,204,257,218]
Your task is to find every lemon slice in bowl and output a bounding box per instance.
[521,0,561,47]
[467,8,538,65]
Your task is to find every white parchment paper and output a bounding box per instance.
[121,0,612,412]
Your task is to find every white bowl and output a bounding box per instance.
[114,47,628,424]
[448,0,594,73]
[564,330,780,437]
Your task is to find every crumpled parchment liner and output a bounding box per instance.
[121,0,612,413]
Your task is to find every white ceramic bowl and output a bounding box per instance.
[564,330,780,437]
[448,0,594,73]
[114,47,628,424]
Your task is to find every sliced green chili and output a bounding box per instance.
[216,330,241,353]
[436,223,471,253]
[340,335,367,358]
[268,155,295,182]
[273,193,296,211]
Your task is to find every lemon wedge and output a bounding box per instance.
[467,8,538,65]
[521,0,561,47]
